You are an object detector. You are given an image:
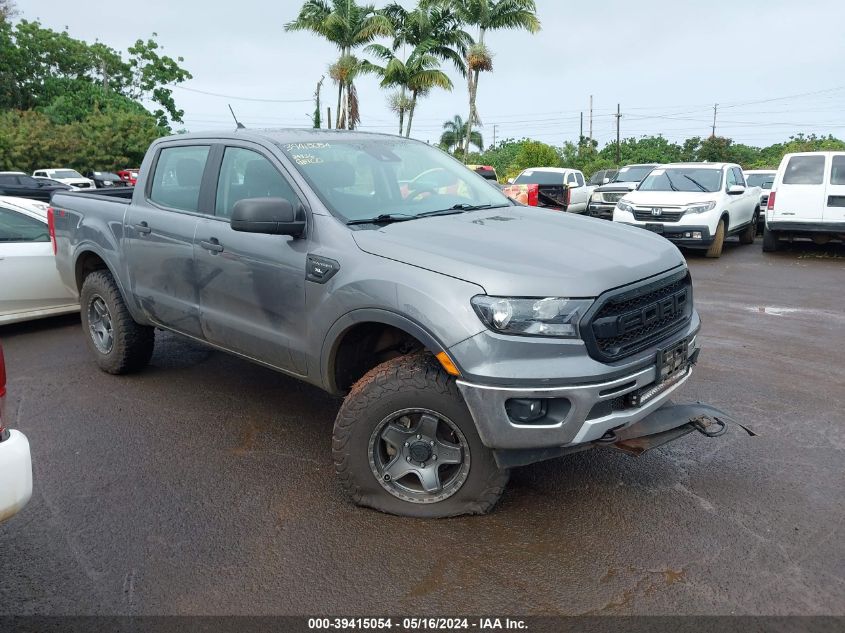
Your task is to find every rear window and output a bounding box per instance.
[514,170,563,186]
[830,156,845,185]
[783,155,825,185]
[745,173,775,188]
[149,145,210,212]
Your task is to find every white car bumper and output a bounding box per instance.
[0,430,32,522]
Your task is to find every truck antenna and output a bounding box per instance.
[228,104,246,130]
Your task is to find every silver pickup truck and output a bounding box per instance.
[50,130,738,517]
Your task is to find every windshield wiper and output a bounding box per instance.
[663,172,679,191]
[683,174,709,192]
[346,213,415,226]
[416,203,497,218]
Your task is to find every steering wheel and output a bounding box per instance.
[405,182,439,201]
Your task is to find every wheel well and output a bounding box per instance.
[332,323,426,393]
[75,251,109,292]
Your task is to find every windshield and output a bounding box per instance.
[52,169,83,179]
[639,167,722,193]
[614,165,656,183]
[513,170,564,186]
[277,138,511,222]
[745,173,775,189]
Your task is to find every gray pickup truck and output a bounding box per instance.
[50,129,738,518]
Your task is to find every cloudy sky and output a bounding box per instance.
[19,0,845,148]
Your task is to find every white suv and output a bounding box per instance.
[613,163,761,258]
[764,152,845,251]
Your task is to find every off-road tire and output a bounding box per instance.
[332,353,509,518]
[762,226,782,252]
[705,219,726,258]
[739,210,758,245]
[80,270,154,374]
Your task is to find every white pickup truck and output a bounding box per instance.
[510,167,590,213]
[613,162,761,258]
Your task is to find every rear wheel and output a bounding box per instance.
[705,219,726,258]
[739,210,758,245]
[762,225,782,252]
[80,271,154,374]
[332,353,508,517]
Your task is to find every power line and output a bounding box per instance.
[172,84,312,103]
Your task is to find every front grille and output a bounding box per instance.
[602,192,625,203]
[581,271,693,362]
[633,209,685,222]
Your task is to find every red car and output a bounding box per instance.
[117,169,140,186]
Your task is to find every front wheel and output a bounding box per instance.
[332,353,508,517]
[705,219,726,258]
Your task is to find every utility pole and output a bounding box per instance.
[493,124,498,147]
[711,103,718,137]
[579,112,583,141]
[327,107,332,130]
[101,59,109,91]
[615,103,621,166]
[588,95,593,147]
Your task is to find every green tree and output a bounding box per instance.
[425,0,540,157]
[439,115,483,153]
[285,0,392,129]
[509,140,560,175]
[126,35,192,128]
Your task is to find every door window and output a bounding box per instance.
[726,168,738,189]
[215,147,299,218]
[149,145,210,212]
[0,175,17,185]
[783,155,825,185]
[0,207,49,242]
[830,156,845,185]
[732,167,745,186]
[575,172,585,187]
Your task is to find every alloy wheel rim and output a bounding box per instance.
[368,408,471,504]
[88,295,114,354]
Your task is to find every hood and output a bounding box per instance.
[622,190,720,206]
[595,181,638,193]
[351,207,685,297]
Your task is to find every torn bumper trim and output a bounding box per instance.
[493,402,751,469]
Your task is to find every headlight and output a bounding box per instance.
[616,200,634,213]
[471,296,592,338]
[685,201,717,214]
[590,192,602,202]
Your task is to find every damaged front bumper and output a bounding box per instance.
[492,402,753,469]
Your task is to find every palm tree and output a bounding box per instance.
[440,115,483,154]
[372,3,469,137]
[363,43,453,137]
[285,0,392,129]
[425,0,540,156]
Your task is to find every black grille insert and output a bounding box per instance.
[582,271,693,362]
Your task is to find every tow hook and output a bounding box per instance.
[690,415,728,437]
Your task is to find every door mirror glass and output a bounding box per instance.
[602,177,610,184]
[727,184,745,195]
[230,197,304,236]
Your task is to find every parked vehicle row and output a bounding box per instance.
[504,167,591,213]
[49,129,733,518]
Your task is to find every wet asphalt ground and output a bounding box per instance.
[0,237,843,617]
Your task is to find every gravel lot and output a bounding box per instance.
[1,238,843,616]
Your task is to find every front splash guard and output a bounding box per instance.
[492,402,754,469]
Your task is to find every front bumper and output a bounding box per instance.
[0,430,33,523]
[618,222,715,248]
[456,334,700,451]
[587,203,616,219]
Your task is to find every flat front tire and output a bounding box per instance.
[80,271,154,374]
[332,353,508,518]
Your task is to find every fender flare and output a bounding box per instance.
[72,243,141,320]
[319,308,449,395]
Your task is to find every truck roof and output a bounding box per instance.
[155,128,403,146]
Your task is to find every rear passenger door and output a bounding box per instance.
[824,154,845,224]
[125,143,212,338]
[194,143,309,375]
[567,171,588,213]
[774,154,826,222]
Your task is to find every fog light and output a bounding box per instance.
[692,231,702,239]
[506,398,547,423]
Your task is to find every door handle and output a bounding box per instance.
[134,221,151,235]
[200,238,224,253]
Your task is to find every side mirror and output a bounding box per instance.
[728,184,745,195]
[507,178,514,184]
[627,183,637,191]
[230,197,305,237]
[602,177,610,184]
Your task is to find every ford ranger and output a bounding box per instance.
[613,162,761,258]
[50,130,739,518]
